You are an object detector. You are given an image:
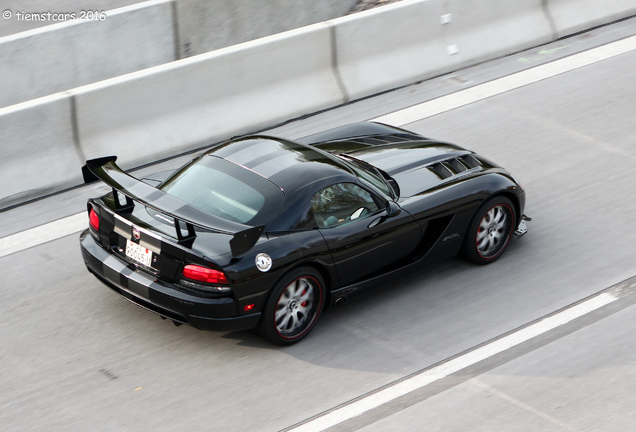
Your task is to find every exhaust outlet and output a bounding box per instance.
[333,297,345,307]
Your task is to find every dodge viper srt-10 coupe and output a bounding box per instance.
[80,122,529,345]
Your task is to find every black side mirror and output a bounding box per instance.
[386,201,401,218]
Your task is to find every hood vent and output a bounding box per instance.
[430,162,453,179]
[460,154,480,168]
[429,155,481,180]
[446,158,467,173]
[345,133,427,146]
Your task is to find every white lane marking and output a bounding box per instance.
[373,35,636,125]
[2,36,636,257]
[288,292,617,432]
[0,212,87,259]
[290,292,618,432]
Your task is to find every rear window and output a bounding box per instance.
[160,155,284,228]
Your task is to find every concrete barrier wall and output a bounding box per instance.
[175,0,358,56]
[547,0,636,37]
[3,0,634,111]
[73,24,346,169]
[444,0,553,67]
[333,0,553,100]
[0,0,359,109]
[0,0,176,109]
[333,0,451,101]
[0,0,148,37]
[0,95,84,206]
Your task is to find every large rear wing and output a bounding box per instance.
[82,157,264,256]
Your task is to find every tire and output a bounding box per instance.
[256,267,325,345]
[462,196,516,265]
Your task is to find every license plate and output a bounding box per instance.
[125,239,153,267]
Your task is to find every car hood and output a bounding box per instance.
[342,141,467,175]
[315,140,475,197]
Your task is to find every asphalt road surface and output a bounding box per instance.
[1,17,635,432]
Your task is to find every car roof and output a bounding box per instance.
[205,136,356,192]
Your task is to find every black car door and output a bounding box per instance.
[311,182,421,286]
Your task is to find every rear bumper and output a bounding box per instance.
[80,230,261,332]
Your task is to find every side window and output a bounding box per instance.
[311,183,380,228]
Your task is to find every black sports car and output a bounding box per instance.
[80,122,529,345]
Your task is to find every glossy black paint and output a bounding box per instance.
[80,122,527,334]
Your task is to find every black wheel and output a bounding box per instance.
[257,267,325,345]
[463,196,516,264]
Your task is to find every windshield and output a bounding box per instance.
[160,155,285,228]
[336,154,394,198]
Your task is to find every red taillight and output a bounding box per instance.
[183,264,228,285]
[89,208,100,231]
